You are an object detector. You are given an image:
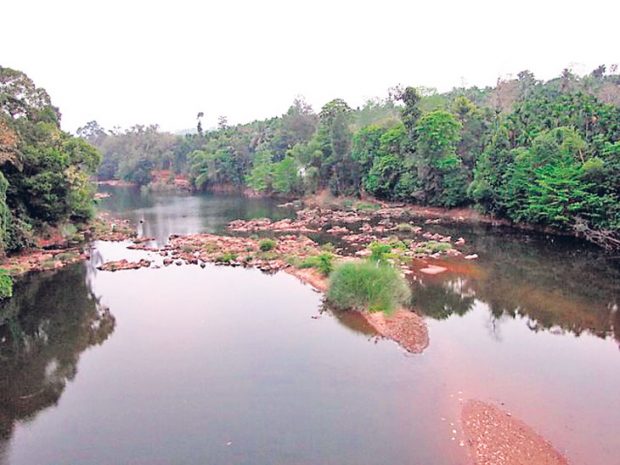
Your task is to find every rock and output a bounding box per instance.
[419,265,448,275]
[326,226,349,234]
[163,258,173,266]
[465,254,478,260]
[455,237,466,246]
[97,259,151,272]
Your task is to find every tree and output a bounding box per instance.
[0,66,57,120]
[469,125,514,214]
[273,156,300,194]
[196,112,204,137]
[76,120,107,146]
[0,67,101,253]
[246,150,274,192]
[217,115,228,130]
[414,110,467,206]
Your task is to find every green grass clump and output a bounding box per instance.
[327,261,410,314]
[342,199,355,210]
[300,252,334,276]
[397,223,414,232]
[354,201,380,212]
[257,250,278,260]
[0,269,13,299]
[216,252,237,263]
[285,255,303,267]
[414,240,452,254]
[259,238,277,252]
[369,242,393,263]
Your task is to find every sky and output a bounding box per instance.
[2,0,619,133]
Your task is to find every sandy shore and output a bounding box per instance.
[461,400,568,465]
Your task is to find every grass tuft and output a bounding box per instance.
[300,252,334,276]
[259,238,277,252]
[327,260,410,314]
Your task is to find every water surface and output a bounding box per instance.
[1,188,618,465]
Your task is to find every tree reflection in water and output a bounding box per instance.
[0,263,114,449]
[410,226,620,344]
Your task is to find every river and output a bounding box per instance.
[0,187,618,465]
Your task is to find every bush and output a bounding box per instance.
[327,261,410,314]
[259,238,276,252]
[300,252,334,276]
[369,242,393,262]
[0,269,12,299]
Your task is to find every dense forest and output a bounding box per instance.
[83,66,620,248]
[0,66,101,255]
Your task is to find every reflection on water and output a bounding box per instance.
[0,189,618,465]
[97,186,296,243]
[411,225,620,344]
[0,264,114,458]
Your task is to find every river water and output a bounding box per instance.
[0,187,618,465]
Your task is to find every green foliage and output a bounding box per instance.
[414,110,468,207]
[469,125,513,214]
[327,260,411,314]
[353,201,380,212]
[81,123,177,182]
[414,241,453,254]
[68,67,620,248]
[0,269,13,299]
[369,242,393,262]
[0,66,101,253]
[272,156,300,194]
[246,150,274,192]
[258,238,276,252]
[216,252,237,263]
[300,252,334,276]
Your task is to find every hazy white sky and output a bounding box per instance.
[2,0,618,133]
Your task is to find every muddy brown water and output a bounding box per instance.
[0,187,618,465]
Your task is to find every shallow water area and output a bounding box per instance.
[0,188,618,465]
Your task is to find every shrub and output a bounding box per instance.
[397,223,414,232]
[369,242,393,262]
[259,238,276,252]
[300,252,334,276]
[0,269,12,299]
[327,261,410,314]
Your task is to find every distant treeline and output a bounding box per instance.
[0,66,101,255]
[81,66,620,247]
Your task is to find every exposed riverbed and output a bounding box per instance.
[0,186,618,465]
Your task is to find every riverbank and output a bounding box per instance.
[0,214,135,277]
